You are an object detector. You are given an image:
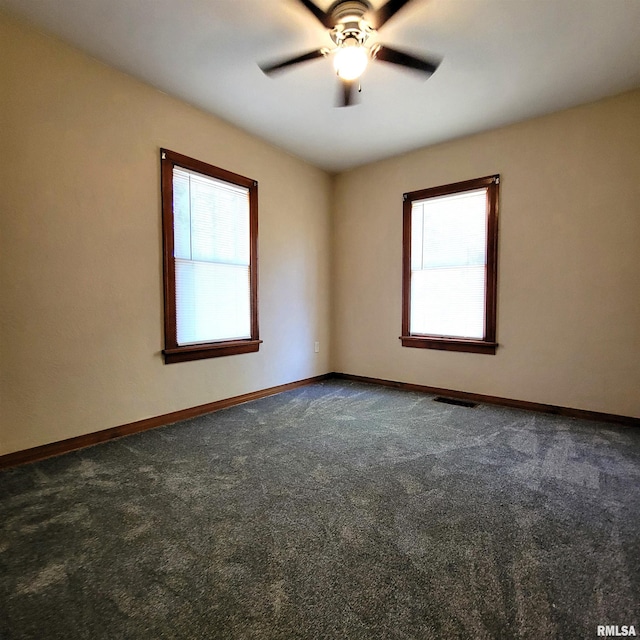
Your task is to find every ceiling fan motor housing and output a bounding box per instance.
[329,0,374,45]
[329,0,371,23]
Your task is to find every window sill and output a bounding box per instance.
[400,335,497,355]
[163,339,262,364]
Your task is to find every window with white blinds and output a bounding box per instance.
[401,176,499,355]
[173,167,251,345]
[410,189,487,339]
[161,150,259,364]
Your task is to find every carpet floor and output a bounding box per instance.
[1,380,639,639]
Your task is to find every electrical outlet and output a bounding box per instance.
[314,341,320,353]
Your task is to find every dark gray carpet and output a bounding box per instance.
[1,380,639,639]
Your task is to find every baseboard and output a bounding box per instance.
[3,370,636,470]
[332,372,640,427]
[0,373,332,470]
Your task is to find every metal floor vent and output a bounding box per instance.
[433,396,477,408]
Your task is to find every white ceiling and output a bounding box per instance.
[2,0,640,172]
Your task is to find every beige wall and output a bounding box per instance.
[332,89,640,418]
[2,14,639,457]
[0,14,332,455]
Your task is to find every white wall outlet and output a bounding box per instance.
[314,341,320,353]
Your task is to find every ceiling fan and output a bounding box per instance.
[260,0,441,107]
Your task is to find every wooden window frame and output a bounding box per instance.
[160,149,260,364]
[401,175,500,355]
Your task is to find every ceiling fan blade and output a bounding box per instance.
[338,79,357,107]
[373,44,440,75]
[260,49,326,74]
[295,0,334,28]
[370,0,413,29]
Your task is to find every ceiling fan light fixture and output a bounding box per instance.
[261,0,441,107]
[333,39,369,81]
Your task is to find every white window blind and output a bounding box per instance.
[410,188,488,339]
[172,166,251,345]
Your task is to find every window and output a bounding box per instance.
[160,149,260,364]
[401,175,499,355]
